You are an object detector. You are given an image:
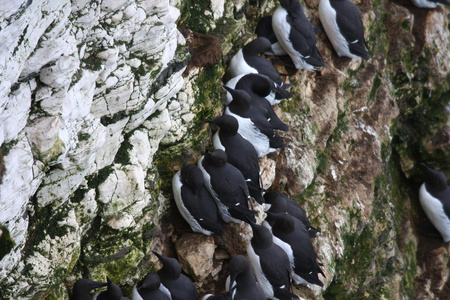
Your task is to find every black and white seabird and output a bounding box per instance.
[172,165,224,236]
[272,0,326,71]
[207,115,264,204]
[73,279,107,300]
[234,74,289,132]
[265,212,325,287]
[246,221,299,300]
[94,276,130,300]
[411,0,450,8]
[419,164,450,242]
[153,251,199,300]
[319,0,370,60]
[229,37,286,87]
[255,15,288,56]
[226,74,293,106]
[198,149,256,223]
[226,255,266,300]
[132,273,171,300]
[264,191,318,238]
[224,86,285,158]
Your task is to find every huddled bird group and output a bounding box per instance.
[73,0,450,299]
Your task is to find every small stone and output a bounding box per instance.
[106,76,120,89]
[168,100,181,111]
[210,0,225,20]
[123,4,137,19]
[181,112,194,123]
[25,116,65,164]
[128,58,141,68]
[111,11,123,24]
[39,55,80,89]
[128,130,151,170]
[260,156,276,190]
[175,233,216,281]
[214,248,230,260]
[211,262,223,279]
[348,58,362,71]
[107,212,136,229]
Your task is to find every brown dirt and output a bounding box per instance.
[180,28,222,75]
[413,216,450,299]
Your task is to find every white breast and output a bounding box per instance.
[197,156,239,223]
[263,222,295,268]
[265,89,278,106]
[172,172,213,236]
[263,221,307,285]
[225,74,246,104]
[159,284,173,300]
[419,184,450,242]
[224,107,269,158]
[272,6,315,71]
[246,242,274,299]
[272,7,302,68]
[212,131,225,151]
[411,0,439,7]
[319,0,358,59]
[270,42,288,56]
[229,49,259,78]
[131,285,142,300]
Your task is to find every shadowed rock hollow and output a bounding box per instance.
[0,0,449,299]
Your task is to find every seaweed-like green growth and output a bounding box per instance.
[153,65,224,196]
[324,146,417,299]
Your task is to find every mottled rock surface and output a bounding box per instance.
[0,0,187,298]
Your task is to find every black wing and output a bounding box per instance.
[288,12,325,67]
[332,0,369,59]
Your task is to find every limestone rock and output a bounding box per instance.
[25,116,65,164]
[259,156,276,190]
[97,164,148,218]
[94,117,129,170]
[39,55,80,89]
[0,82,32,145]
[0,134,34,266]
[0,0,186,297]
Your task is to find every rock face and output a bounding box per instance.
[0,0,449,299]
[0,0,187,298]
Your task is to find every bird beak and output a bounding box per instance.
[152,251,162,259]
[223,85,234,94]
[244,215,257,227]
[264,211,276,221]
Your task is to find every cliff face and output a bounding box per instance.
[0,0,449,299]
[0,0,187,297]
